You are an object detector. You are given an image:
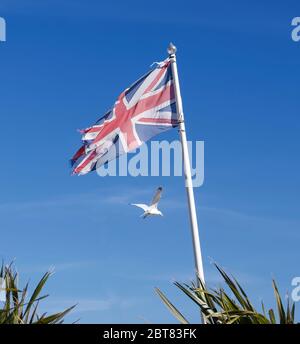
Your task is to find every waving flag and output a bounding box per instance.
[71,58,178,175]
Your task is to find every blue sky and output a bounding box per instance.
[0,0,299,323]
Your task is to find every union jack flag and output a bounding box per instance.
[71,58,178,175]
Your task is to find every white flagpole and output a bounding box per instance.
[168,43,206,320]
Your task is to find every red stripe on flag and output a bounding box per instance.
[143,63,170,94]
[131,84,175,119]
[73,150,97,175]
[71,145,85,162]
[137,118,178,124]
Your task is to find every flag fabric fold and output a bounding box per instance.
[71,58,178,175]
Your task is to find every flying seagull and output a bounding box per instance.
[131,187,163,219]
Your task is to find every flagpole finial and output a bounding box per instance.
[167,42,177,55]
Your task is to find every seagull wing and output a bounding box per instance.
[150,187,163,208]
[131,203,149,212]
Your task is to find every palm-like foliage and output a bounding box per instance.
[156,264,296,324]
[0,263,75,324]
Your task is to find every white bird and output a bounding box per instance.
[131,187,163,219]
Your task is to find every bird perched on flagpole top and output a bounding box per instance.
[131,187,163,219]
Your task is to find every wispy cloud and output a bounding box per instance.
[41,295,136,314]
[19,260,96,274]
[113,271,195,283]
[113,266,265,288]
[0,186,152,212]
[199,205,300,238]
